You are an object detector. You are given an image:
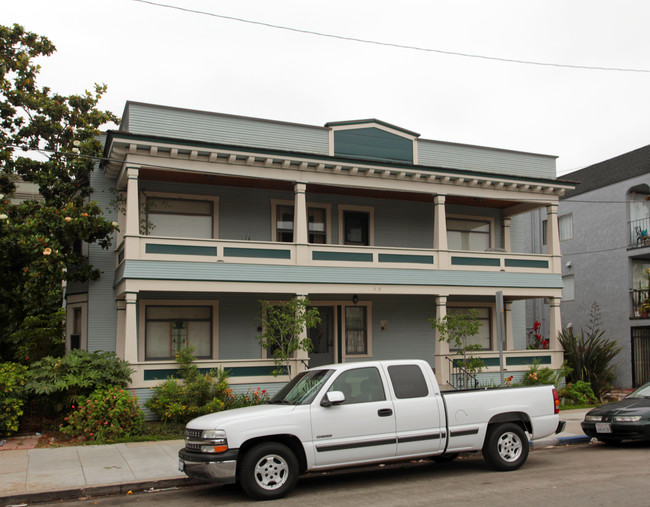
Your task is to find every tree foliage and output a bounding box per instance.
[433,308,485,388]
[257,298,321,377]
[0,24,119,362]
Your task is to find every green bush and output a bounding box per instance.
[146,348,269,424]
[0,362,28,436]
[25,350,133,419]
[558,381,598,406]
[61,387,144,442]
[522,360,571,386]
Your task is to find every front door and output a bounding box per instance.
[309,306,334,367]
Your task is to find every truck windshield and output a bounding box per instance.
[269,369,333,405]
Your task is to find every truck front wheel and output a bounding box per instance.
[239,442,299,500]
[482,423,529,471]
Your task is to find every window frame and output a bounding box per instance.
[338,205,374,246]
[66,295,87,352]
[271,199,332,244]
[138,300,219,362]
[446,214,494,251]
[542,213,573,245]
[143,191,219,239]
[446,305,493,351]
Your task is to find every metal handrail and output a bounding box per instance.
[447,356,480,390]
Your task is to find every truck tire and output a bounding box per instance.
[239,442,299,500]
[482,423,529,471]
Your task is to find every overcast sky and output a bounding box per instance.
[5,0,650,176]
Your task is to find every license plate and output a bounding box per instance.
[596,422,612,434]
[178,460,185,472]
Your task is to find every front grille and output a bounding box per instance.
[185,442,202,451]
[185,428,203,439]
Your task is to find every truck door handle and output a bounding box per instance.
[377,408,393,417]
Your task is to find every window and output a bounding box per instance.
[70,307,82,350]
[447,218,491,251]
[388,365,429,399]
[146,196,215,238]
[343,211,369,246]
[542,213,573,245]
[448,307,491,350]
[274,203,328,243]
[328,367,385,404]
[345,306,368,355]
[145,306,212,360]
[562,275,575,301]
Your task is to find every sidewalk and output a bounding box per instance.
[0,409,591,505]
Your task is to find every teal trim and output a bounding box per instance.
[505,259,549,269]
[146,243,217,256]
[334,128,413,163]
[378,253,434,264]
[224,247,291,259]
[452,257,501,267]
[453,357,501,368]
[313,251,374,262]
[143,365,284,381]
[506,356,552,366]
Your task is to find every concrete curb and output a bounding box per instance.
[530,435,592,448]
[0,477,202,506]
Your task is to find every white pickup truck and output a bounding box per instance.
[178,360,565,500]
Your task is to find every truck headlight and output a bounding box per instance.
[200,429,228,453]
[202,429,226,439]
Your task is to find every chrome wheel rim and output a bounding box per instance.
[496,431,523,462]
[254,454,289,490]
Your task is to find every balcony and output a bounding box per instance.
[631,288,650,318]
[116,235,556,274]
[628,217,650,249]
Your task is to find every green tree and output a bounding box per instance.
[433,308,485,389]
[257,298,321,377]
[0,24,119,362]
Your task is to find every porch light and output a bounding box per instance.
[352,295,359,306]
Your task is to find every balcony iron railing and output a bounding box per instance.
[629,217,650,248]
[631,288,650,318]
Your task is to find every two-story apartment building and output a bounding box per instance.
[66,102,573,400]
[538,145,650,388]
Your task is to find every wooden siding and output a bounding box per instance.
[123,102,329,155]
[119,260,563,288]
[334,128,413,163]
[418,139,556,179]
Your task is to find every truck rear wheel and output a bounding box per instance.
[239,442,299,500]
[482,423,529,471]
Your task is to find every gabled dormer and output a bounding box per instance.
[326,119,420,164]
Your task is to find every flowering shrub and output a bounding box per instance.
[146,348,269,424]
[61,387,144,441]
[558,381,598,406]
[527,321,549,349]
[0,362,28,436]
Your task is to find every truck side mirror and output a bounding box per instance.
[320,390,345,407]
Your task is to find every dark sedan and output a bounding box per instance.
[582,383,650,444]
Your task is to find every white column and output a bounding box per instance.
[294,293,309,376]
[546,203,562,272]
[125,167,140,237]
[294,182,308,245]
[549,296,562,356]
[504,301,514,350]
[115,299,126,359]
[503,217,512,252]
[433,194,447,250]
[433,295,450,387]
[123,292,139,364]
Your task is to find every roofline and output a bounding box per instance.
[103,130,573,189]
[325,119,420,138]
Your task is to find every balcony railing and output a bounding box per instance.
[631,288,650,318]
[628,217,650,248]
